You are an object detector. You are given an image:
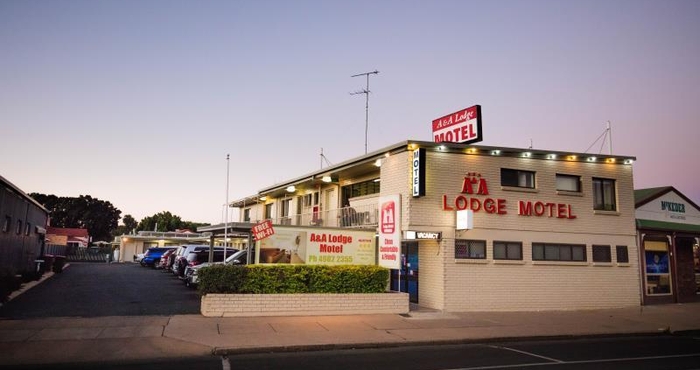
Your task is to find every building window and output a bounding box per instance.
[341,179,380,205]
[556,174,581,192]
[455,239,486,259]
[501,168,535,189]
[15,220,22,235]
[644,240,671,295]
[243,208,251,222]
[264,203,273,220]
[493,241,522,260]
[592,245,612,262]
[24,223,31,236]
[593,178,616,211]
[616,245,629,263]
[2,216,10,233]
[532,243,586,262]
[280,199,292,225]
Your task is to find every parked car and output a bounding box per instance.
[184,248,254,288]
[156,249,177,270]
[172,246,236,277]
[140,247,176,267]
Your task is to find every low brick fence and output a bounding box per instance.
[201,292,409,317]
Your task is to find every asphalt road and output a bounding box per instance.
[0,263,200,318]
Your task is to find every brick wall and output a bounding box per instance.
[201,292,410,317]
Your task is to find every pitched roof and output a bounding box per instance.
[46,227,89,237]
[634,186,700,212]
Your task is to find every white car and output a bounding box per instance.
[184,249,252,288]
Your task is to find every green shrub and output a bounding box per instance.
[197,264,389,295]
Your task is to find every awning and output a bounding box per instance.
[636,219,700,234]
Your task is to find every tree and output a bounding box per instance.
[30,193,121,243]
[137,212,210,232]
[111,214,139,237]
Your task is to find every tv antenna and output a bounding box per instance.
[320,148,332,169]
[350,69,379,154]
[584,121,613,155]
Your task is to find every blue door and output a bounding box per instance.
[391,242,418,303]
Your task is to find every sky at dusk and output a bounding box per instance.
[1,0,698,225]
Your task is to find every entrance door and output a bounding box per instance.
[391,241,419,303]
[643,239,673,304]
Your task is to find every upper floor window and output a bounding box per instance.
[556,174,581,192]
[341,178,380,205]
[455,239,486,259]
[501,169,535,189]
[264,203,273,220]
[15,220,22,235]
[593,178,616,211]
[592,245,612,262]
[243,208,251,222]
[616,245,629,263]
[2,216,10,233]
[24,223,31,236]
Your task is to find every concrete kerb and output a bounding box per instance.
[2,263,70,306]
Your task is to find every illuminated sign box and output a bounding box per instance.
[432,105,483,144]
[405,231,441,240]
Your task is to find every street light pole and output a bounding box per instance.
[224,154,230,260]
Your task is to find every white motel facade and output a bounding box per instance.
[224,139,649,312]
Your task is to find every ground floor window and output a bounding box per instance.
[532,243,586,262]
[493,241,522,260]
[644,240,671,295]
[455,239,486,259]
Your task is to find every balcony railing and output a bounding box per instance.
[268,203,378,229]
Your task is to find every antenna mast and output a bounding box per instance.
[351,70,379,154]
[320,148,332,169]
[584,121,613,155]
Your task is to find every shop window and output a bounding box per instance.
[556,174,581,192]
[493,241,522,260]
[644,240,671,295]
[593,178,616,211]
[15,219,22,235]
[532,243,586,262]
[455,239,486,259]
[2,216,10,233]
[501,168,535,189]
[592,245,612,262]
[616,245,629,263]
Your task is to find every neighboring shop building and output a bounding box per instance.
[635,187,700,305]
[229,139,641,311]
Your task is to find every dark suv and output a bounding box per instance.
[173,247,236,277]
[140,247,176,267]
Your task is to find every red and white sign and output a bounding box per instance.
[432,105,482,144]
[252,220,275,241]
[378,194,401,269]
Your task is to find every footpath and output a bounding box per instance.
[1,271,700,366]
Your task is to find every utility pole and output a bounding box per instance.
[351,70,379,154]
[224,154,230,260]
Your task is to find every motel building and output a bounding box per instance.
[227,134,643,311]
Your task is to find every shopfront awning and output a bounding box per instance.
[636,219,700,234]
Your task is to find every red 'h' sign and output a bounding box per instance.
[252,220,275,241]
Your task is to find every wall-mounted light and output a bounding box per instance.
[286,186,296,193]
[568,155,577,161]
[624,159,635,165]
[491,150,501,156]
[548,154,557,160]
[522,152,532,158]
[259,196,267,201]
[322,176,333,183]
[587,157,596,162]
[606,158,616,163]
[466,148,477,154]
[374,159,382,167]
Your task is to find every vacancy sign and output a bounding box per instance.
[432,105,483,144]
[378,194,401,269]
[252,220,275,241]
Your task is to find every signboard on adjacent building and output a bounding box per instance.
[432,105,482,144]
[255,226,376,265]
[378,194,401,269]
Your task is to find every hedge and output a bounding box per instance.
[197,264,389,295]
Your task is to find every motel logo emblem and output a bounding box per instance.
[381,200,396,234]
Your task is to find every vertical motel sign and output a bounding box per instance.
[412,148,425,198]
[432,105,483,144]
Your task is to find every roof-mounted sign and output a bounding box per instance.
[432,105,482,144]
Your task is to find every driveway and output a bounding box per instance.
[0,263,201,319]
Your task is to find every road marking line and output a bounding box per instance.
[444,352,700,370]
[221,355,230,370]
[487,345,563,363]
